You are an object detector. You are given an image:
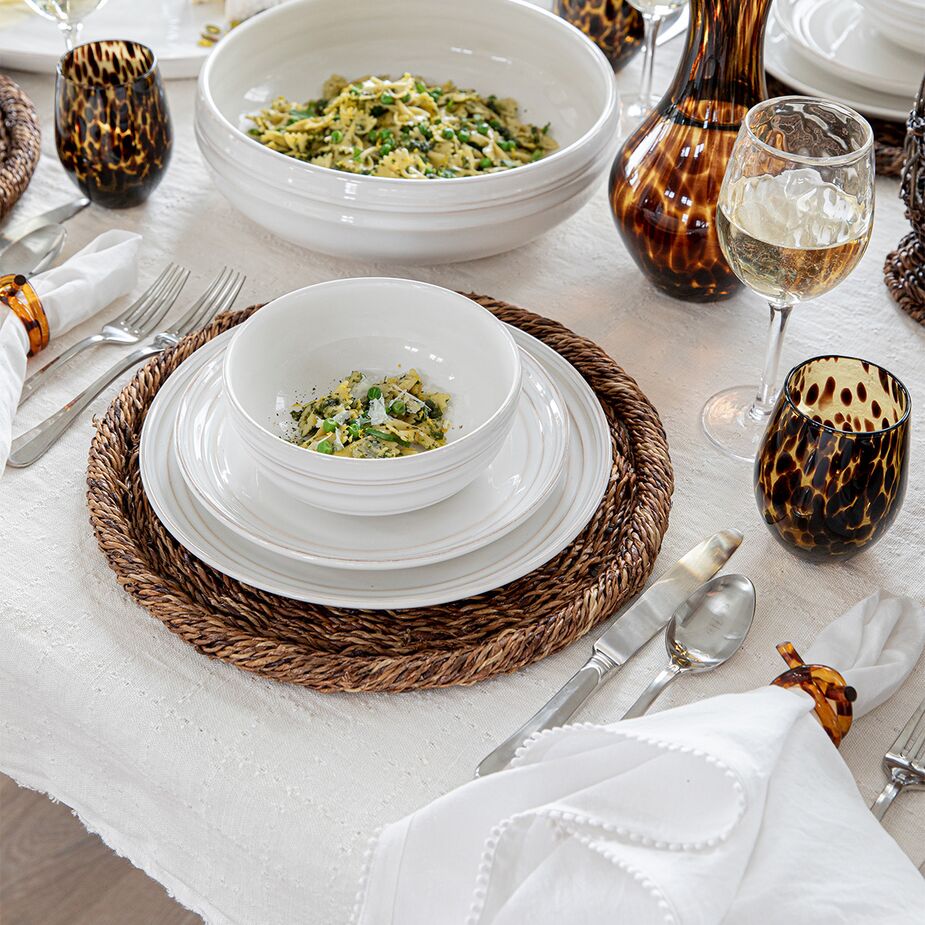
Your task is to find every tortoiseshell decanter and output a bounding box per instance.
[609,0,772,302]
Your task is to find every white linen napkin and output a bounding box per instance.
[0,229,141,468]
[354,591,925,925]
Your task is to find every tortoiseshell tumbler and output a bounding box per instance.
[55,40,172,209]
[755,356,911,561]
[554,0,644,73]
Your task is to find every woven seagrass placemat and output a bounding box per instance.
[86,295,673,693]
[0,75,41,221]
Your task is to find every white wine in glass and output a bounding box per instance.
[702,97,875,461]
[22,0,109,51]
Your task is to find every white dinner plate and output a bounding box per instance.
[765,12,915,122]
[174,341,568,570]
[0,0,223,80]
[139,327,611,610]
[775,0,924,99]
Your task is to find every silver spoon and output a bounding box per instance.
[621,574,756,719]
[0,223,67,276]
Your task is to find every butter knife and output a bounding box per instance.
[475,529,743,777]
[0,224,67,276]
[0,196,89,252]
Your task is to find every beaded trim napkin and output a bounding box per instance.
[86,295,674,693]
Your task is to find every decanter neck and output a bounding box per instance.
[666,0,772,127]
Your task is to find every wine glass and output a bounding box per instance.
[620,0,690,130]
[22,0,109,51]
[702,96,875,461]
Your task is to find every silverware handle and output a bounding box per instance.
[476,654,616,778]
[19,333,106,404]
[4,197,90,241]
[621,663,680,720]
[7,345,157,468]
[870,776,903,821]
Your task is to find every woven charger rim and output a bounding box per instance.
[0,74,41,221]
[87,294,674,694]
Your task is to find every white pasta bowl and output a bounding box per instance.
[222,277,522,516]
[194,0,620,264]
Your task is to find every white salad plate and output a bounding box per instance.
[139,328,611,610]
[858,0,925,55]
[174,341,568,570]
[0,0,223,79]
[775,0,925,98]
[765,11,915,122]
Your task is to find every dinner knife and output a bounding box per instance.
[0,196,89,252]
[475,529,744,778]
[0,224,67,276]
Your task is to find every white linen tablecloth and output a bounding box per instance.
[1,13,923,923]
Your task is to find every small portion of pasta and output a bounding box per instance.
[248,72,557,179]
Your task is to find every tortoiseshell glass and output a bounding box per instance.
[771,642,855,747]
[756,356,911,561]
[609,0,771,302]
[554,0,644,73]
[55,40,172,209]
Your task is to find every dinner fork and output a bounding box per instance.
[7,267,245,468]
[871,696,925,821]
[18,263,189,405]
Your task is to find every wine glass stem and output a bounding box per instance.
[747,301,793,423]
[60,21,82,52]
[638,13,663,107]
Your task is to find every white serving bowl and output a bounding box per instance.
[222,277,522,516]
[194,0,620,264]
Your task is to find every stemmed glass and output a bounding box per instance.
[620,0,690,130]
[22,0,109,51]
[701,96,875,461]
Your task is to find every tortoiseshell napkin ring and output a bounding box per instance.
[0,273,48,356]
[771,642,856,747]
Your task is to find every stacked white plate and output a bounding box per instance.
[766,0,924,122]
[139,313,612,612]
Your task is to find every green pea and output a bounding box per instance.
[330,129,343,143]
[531,150,543,161]
[478,157,492,169]
[379,143,393,156]
[429,88,442,100]
[489,119,503,130]
[457,129,470,143]
[499,139,516,152]
[368,129,378,142]
[388,400,406,416]
[322,418,337,433]
[380,93,394,105]
[401,93,411,102]
[316,439,334,454]
[367,386,382,400]
[352,146,362,161]
[442,127,454,139]
[348,422,361,439]
[477,122,489,133]
[415,81,427,93]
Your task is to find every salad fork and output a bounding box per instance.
[7,267,245,468]
[19,263,190,405]
[871,696,925,821]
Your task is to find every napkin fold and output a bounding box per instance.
[0,229,141,468]
[355,591,925,925]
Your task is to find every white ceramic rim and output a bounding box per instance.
[222,278,523,474]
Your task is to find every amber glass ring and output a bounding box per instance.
[0,273,49,356]
[771,642,856,747]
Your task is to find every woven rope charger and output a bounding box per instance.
[87,295,673,694]
[0,75,41,221]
